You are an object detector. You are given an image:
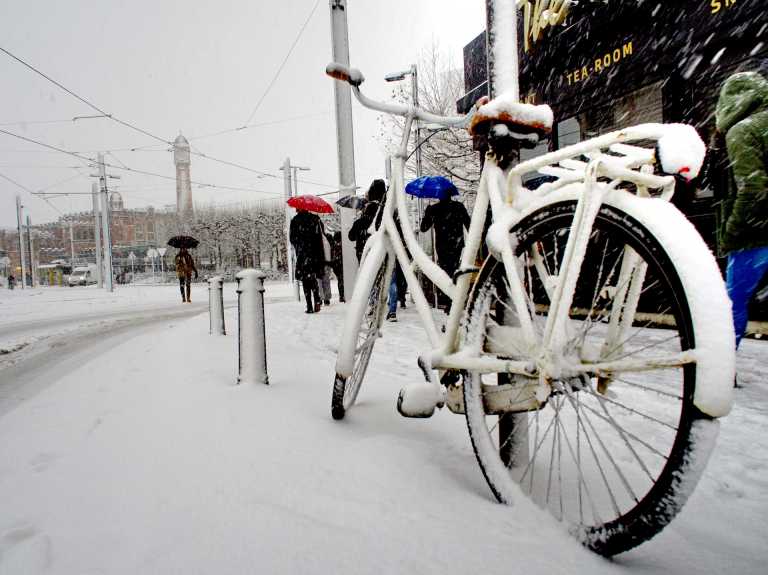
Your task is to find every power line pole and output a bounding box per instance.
[97,152,116,292]
[279,158,303,301]
[69,219,76,272]
[329,0,358,301]
[26,214,36,288]
[291,165,310,198]
[91,181,103,288]
[15,195,27,289]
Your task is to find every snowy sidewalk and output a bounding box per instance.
[0,294,766,574]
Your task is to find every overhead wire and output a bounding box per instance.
[0,118,78,127]
[0,128,282,196]
[0,169,65,215]
[242,0,322,126]
[187,111,331,142]
[1,40,338,193]
[0,46,170,146]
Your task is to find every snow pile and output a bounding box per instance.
[657,124,706,180]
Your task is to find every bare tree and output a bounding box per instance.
[381,42,481,199]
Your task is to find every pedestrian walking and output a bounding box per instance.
[319,221,333,305]
[714,70,768,348]
[420,189,470,309]
[328,230,345,303]
[290,208,325,313]
[7,274,15,290]
[174,247,198,303]
[386,263,407,322]
[348,179,386,262]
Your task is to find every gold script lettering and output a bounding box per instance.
[521,0,570,53]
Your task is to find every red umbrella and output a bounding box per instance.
[287,194,335,214]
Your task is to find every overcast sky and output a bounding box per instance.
[0,0,486,229]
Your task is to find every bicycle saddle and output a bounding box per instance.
[469,94,553,148]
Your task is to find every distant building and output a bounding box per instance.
[0,195,171,277]
[174,133,193,219]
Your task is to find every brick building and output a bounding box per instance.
[0,192,171,279]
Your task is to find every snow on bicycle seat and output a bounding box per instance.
[469,93,554,143]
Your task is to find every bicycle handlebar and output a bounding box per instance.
[326,62,472,129]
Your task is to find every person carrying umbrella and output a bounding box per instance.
[418,178,470,310]
[290,207,326,313]
[174,246,198,303]
[348,179,386,262]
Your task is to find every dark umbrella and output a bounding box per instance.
[405,176,459,199]
[287,194,335,214]
[167,235,199,249]
[336,195,368,210]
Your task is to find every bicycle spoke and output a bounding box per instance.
[581,386,678,430]
[579,401,669,463]
[558,387,623,518]
[611,374,683,400]
[562,384,640,504]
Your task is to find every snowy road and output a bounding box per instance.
[0,285,765,574]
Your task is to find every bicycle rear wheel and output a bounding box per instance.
[463,200,721,556]
[331,253,391,420]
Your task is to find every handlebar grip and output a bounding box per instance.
[326,62,365,87]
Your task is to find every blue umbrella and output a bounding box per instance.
[405,176,459,199]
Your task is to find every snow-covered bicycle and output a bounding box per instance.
[326,19,733,561]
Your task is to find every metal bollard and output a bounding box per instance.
[208,276,226,335]
[236,269,269,385]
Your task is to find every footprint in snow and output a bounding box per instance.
[0,523,53,572]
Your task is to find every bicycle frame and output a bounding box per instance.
[337,79,697,401]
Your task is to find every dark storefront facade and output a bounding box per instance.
[459,0,767,324]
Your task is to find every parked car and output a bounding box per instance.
[68,265,98,287]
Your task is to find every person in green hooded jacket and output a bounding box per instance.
[714,70,768,347]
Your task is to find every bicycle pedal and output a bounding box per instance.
[397,384,444,418]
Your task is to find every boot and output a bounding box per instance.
[303,282,314,313]
[186,283,191,303]
[180,285,186,303]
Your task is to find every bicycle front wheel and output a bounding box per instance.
[331,252,391,420]
[463,199,722,556]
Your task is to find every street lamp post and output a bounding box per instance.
[386,64,437,304]
[385,65,422,226]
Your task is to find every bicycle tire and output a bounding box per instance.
[462,200,720,556]
[331,254,391,420]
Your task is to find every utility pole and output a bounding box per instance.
[91,181,103,288]
[26,215,36,287]
[279,158,302,301]
[69,219,76,273]
[485,0,519,101]
[291,165,310,198]
[15,195,27,289]
[97,153,115,292]
[329,0,358,301]
[485,0,526,470]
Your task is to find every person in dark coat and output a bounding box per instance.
[348,179,386,262]
[290,208,325,313]
[420,189,470,309]
[328,230,345,302]
[714,70,768,348]
[174,247,198,303]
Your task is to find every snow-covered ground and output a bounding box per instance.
[0,284,765,574]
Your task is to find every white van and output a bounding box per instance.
[68,265,98,287]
